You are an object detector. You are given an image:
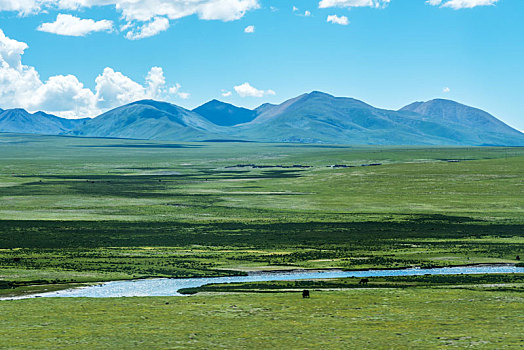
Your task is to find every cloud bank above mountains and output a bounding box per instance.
[0,29,273,118]
[0,29,188,118]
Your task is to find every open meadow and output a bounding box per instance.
[0,133,523,347]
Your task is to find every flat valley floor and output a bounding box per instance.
[0,134,522,348]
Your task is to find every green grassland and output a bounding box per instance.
[1,134,524,348]
[1,288,522,349]
[0,134,523,294]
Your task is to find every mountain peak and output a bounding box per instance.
[193,100,256,126]
[400,98,523,140]
[2,93,523,146]
[0,108,86,135]
[308,91,333,98]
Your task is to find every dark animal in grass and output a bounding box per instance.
[302,290,310,298]
[517,255,521,261]
[359,278,369,285]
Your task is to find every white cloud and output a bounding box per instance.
[0,0,41,16]
[0,29,188,117]
[327,14,349,25]
[427,0,499,9]
[244,25,255,33]
[125,17,169,40]
[319,0,390,9]
[198,0,259,21]
[94,68,146,109]
[94,66,187,108]
[221,90,232,97]
[443,87,450,93]
[234,82,275,98]
[293,6,311,16]
[168,82,190,99]
[31,74,96,117]
[1,0,261,39]
[37,14,114,37]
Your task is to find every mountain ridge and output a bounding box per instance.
[1,93,523,146]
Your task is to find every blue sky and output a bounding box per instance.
[0,0,523,130]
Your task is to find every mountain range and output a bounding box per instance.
[1,92,523,146]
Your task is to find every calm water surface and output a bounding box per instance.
[5,265,523,299]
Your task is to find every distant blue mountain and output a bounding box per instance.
[2,93,523,145]
[400,99,524,145]
[193,99,257,126]
[0,108,88,135]
[231,91,524,145]
[71,100,225,141]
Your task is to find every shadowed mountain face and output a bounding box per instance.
[1,93,523,145]
[193,99,257,126]
[0,109,88,135]
[71,100,225,141]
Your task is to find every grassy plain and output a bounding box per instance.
[1,134,523,348]
[0,133,523,294]
[1,288,522,348]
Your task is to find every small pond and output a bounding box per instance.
[5,264,523,299]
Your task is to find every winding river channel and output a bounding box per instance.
[4,264,523,300]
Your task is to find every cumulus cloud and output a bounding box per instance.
[0,0,41,16]
[319,0,390,9]
[1,0,261,21]
[125,17,169,40]
[327,14,349,25]
[443,87,450,93]
[304,10,311,16]
[427,0,499,9]
[0,29,188,117]
[221,90,232,97]
[94,68,146,109]
[1,0,261,39]
[244,25,255,33]
[32,74,97,117]
[37,14,114,37]
[234,82,275,98]
[93,66,188,109]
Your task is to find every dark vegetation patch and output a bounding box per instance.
[0,214,521,249]
[0,214,521,288]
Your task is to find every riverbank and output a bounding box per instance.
[2,264,522,300]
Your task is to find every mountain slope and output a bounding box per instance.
[72,100,225,141]
[2,94,522,146]
[232,92,477,145]
[400,99,524,145]
[193,100,257,126]
[0,109,88,135]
